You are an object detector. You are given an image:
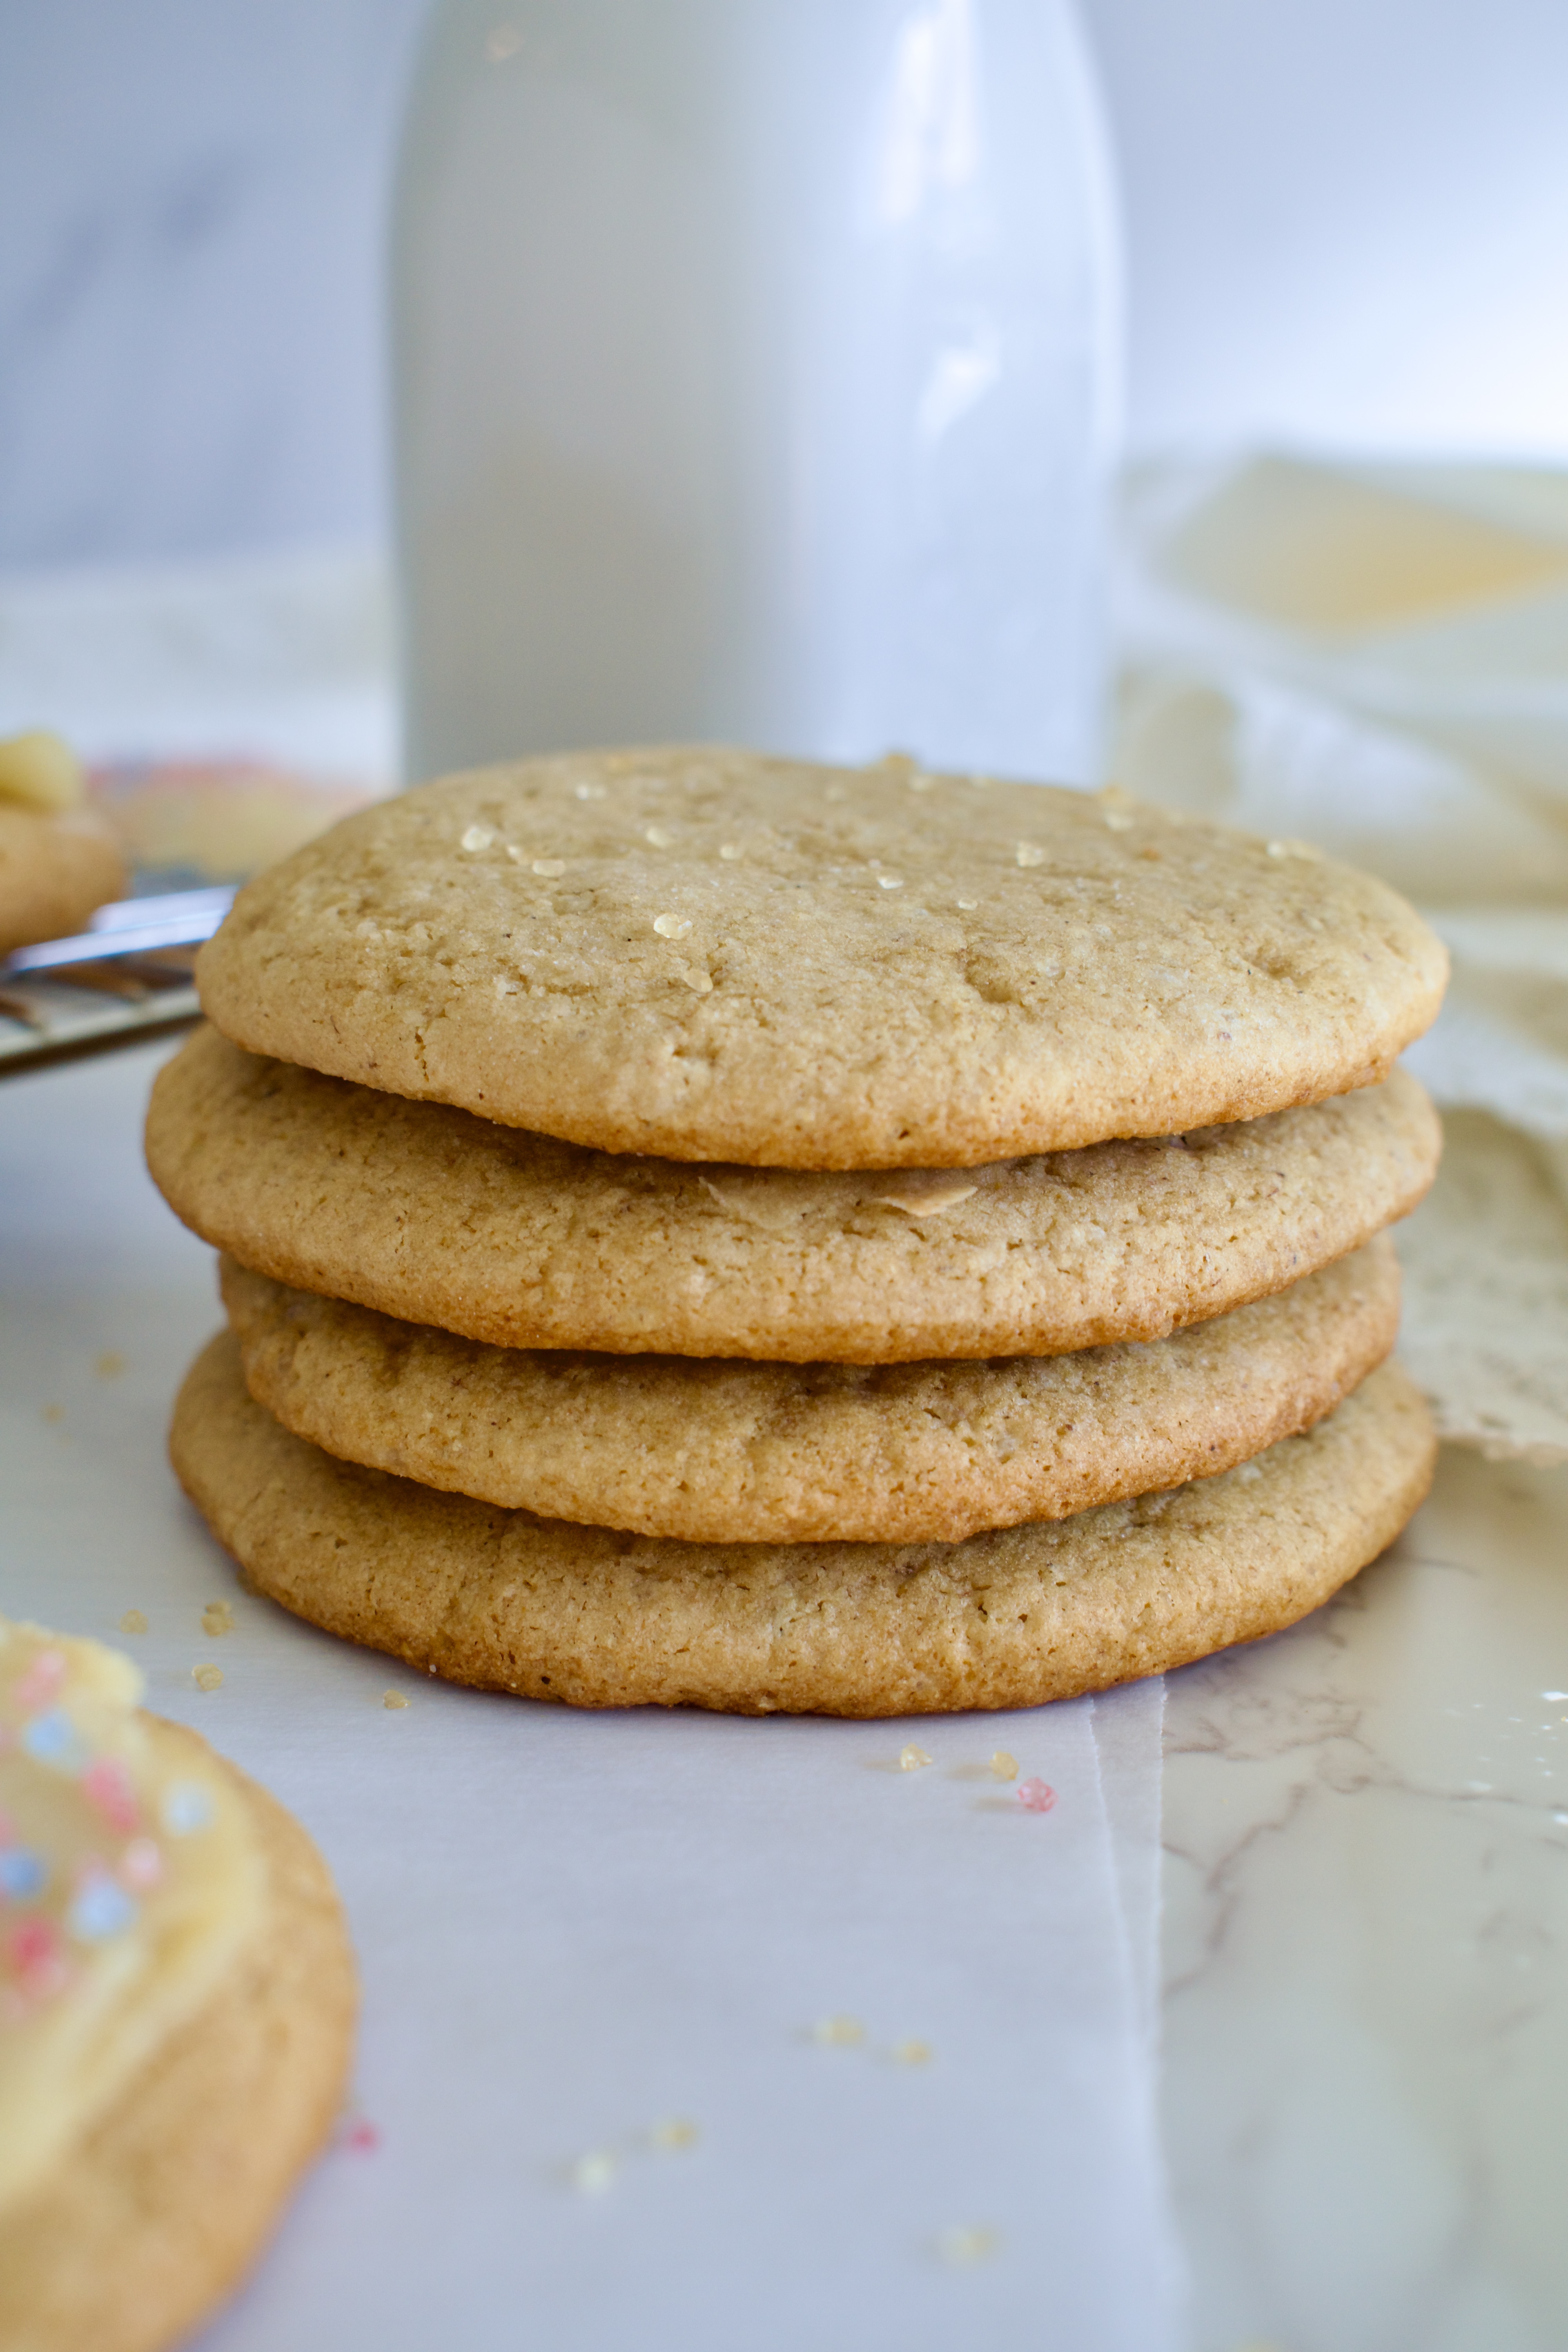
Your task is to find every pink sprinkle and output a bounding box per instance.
[83,1757,139,1835]
[343,2119,381,2154]
[1016,1778,1056,1814]
[12,1917,58,1967]
[14,1651,66,1712]
[11,1915,69,1999]
[120,1837,163,1890]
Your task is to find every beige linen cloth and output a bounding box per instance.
[1114,451,1568,1463]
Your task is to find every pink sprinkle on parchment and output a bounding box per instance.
[1016,1778,1056,1813]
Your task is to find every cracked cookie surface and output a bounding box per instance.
[148,1029,1439,1362]
[172,1335,1436,1717]
[195,746,1447,1168]
[222,1241,1401,1543]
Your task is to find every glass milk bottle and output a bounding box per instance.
[393,0,1120,785]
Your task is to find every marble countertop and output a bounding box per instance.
[1163,1445,1568,2352]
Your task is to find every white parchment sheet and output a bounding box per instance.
[0,1042,1181,2352]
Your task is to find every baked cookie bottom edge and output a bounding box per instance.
[172,1331,1436,1720]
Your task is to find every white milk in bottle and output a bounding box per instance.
[393,0,1120,782]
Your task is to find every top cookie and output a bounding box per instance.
[196,747,1447,1169]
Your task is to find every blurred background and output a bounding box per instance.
[3,0,1567,579]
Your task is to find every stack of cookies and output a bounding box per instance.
[146,749,1446,1718]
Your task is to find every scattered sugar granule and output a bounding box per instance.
[383,1691,409,1711]
[989,1750,1018,1781]
[812,2015,864,2047]
[1016,1777,1055,1813]
[653,913,692,939]
[118,1610,148,1636]
[893,2038,933,2066]
[1103,808,1134,831]
[94,1351,125,1379]
[532,857,566,878]
[644,824,674,848]
[1266,838,1321,861]
[571,2151,617,2196]
[460,824,494,852]
[899,1743,932,1771]
[877,873,904,890]
[201,1601,234,1638]
[192,1663,224,1693]
[678,967,713,994]
[1015,842,1045,867]
[651,2118,699,2152]
[719,842,743,860]
[938,2225,1000,2267]
[956,897,978,909]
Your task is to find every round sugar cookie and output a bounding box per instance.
[148,1028,1439,1364]
[0,804,125,959]
[172,1334,1436,1718]
[0,1724,355,2352]
[194,746,1448,1168]
[222,1239,1401,1544]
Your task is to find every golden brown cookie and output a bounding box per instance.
[222,1238,1401,1543]
[0,805,125,959]
[148,1028,1439,1363]
[0,1726,356,2352]
[171,1333,1436,1718]
[194,746,1447,1168]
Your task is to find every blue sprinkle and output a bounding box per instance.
[69,1872,137,1942]
[22,1709,84,1771]
[0,1847,46,1900]
[162,1781,214,1836]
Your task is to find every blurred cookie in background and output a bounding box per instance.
[0,731,125,958]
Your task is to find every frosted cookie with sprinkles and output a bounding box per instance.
[0,1615,356,2352]
[194,746,1448,1168]
[172,1333,1436,1718]
[221,1239,1401,1544]
[148,1028,1439,1363]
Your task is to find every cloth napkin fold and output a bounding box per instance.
[1114,450,1568,1463]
